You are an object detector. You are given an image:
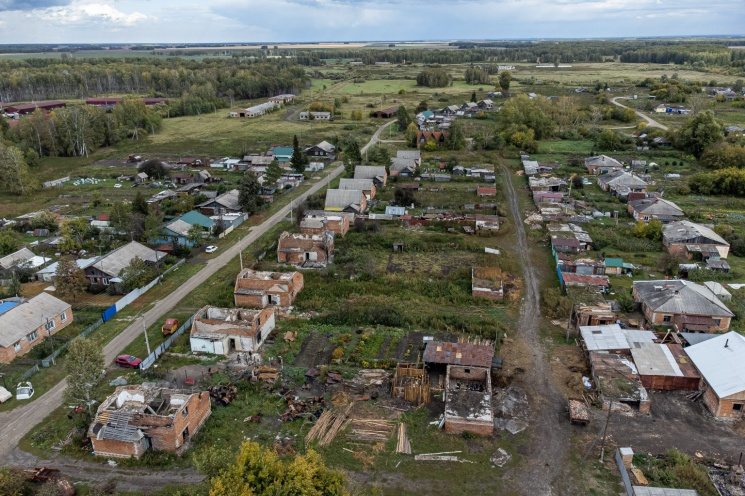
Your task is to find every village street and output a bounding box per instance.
[0,121,396,472]
[610,96,670,131]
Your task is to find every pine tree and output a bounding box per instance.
[238,172,263,214]
[290,135,308,174]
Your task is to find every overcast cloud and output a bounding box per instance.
[0,0,741,43]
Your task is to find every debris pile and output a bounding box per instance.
[209,383,238,406]
[281,395,325,421]
[256,365,280,385]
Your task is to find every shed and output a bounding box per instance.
[629,343,700,391]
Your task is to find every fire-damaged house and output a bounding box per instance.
[277,231,334,266]
[422,340,494,436]
[233,268,303,308]
[89,386,211,458]
[300,211,350,237]
[471,267,504,300]
[190,306,275,355]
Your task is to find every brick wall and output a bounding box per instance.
[146,392,212,454]
[444,418,493,436]
[91,437,147,459]
[0,306,73,364]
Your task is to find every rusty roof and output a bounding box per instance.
[423,341,494,368]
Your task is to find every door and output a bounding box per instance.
[307,252,318,262]
[229,339,236,351]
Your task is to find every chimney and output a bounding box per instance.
[673,290,680,298]
[725,339,729,348]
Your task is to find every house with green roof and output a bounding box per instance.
[271,147,293,165]
[604,257,634,275]
[159,210,214,247]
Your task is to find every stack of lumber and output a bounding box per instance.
[348,419,395,443]
[396,423,411,454]
[305,405,352,447]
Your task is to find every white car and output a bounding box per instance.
[205,246,218,254]
[114,183,122,188]
[16,382,34,400]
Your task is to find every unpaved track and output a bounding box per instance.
[0,120,396,465]
[500,163,572,495]
[611,96,669,131]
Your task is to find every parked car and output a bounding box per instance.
[162,318,179,336]
[115,355,142,368]
[16,382,34,400]
[205,245,218,254]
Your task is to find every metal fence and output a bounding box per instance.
[139,312,197,370]
[41,317,104,367]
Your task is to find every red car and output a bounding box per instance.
[115,355,142,368]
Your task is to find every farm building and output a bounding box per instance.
[589,352,651,413]
[685,331,745,419]
[443,365,493,436]
[585,155,623,175]
[528,176,567,192]
[190,306,275,355]
[354,166,388,187]
[4,100,66,115]
[629,343,700,391]
[339,178,376,200]
[299,111,331,120]
[627,198,684,223]
[371,106,400,118]
[632,280,734,332]
[423,341,494,389]
[473,214,499,232]
[0,293,73,364]
[663,221,730,261]
[277,231,334,266]
[324,189,367,214]
[471,267,504,300]
[233,268,303,308]
[300,211,350,237]
[89,386,211,459]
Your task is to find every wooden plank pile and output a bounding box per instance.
[305,405,352,447]
[348,418,395,443]
[568,399,589,425]
[396,423,411,454]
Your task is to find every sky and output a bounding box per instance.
[0,0,742,44]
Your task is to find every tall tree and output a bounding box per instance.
[209,441,348,496]
[55,257,87,301]
[499,71,512,92]
[139,159,168,179]
[59,217,89,253]
[132,191,149,216]
[445,120,467,150]
[471,91,477,103]
[119,256,155,291]
[0,143,38,195]
[676,110,724,158]
[238,172,263,214]
[290,134,308,174]
[186,223,204,247]
[264,159,282,186]
[343,141,362,176]
[0,230,21,256]
[109,201,132,231]
[405,122,419,148]
[396,106,411,131]
[64,338,105,414]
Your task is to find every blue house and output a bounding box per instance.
[159,210,214,246]
[271,147,293,165]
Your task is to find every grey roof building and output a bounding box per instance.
[597,171,648,197]
[662,220,730,260]
[354,166,387,186]
[585,155,623,174]
[86,241,167,284]
[628,198,684,222]
[197,189,242,214]
[324,189,366,213]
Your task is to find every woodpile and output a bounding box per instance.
[209,383,238,406]
[392,363,431,405]
[257,365,280,384]
[348,419,395,443]
[305,405,352,447]
[396,423,411,454]
[281,395,325,421]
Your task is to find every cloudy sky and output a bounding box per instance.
[0,0,741,44]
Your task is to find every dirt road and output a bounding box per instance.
[0,120,395,463]
[610,97,669,131]
[500,163,572,495]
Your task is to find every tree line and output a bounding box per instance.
[0,57,308,102]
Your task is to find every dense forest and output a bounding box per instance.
[0,57,309,102]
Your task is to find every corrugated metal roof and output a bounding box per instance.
[679,332,718,346]
[629,198,684,217]
[339,179,373,192]
[663,221,728,246]
[0,247,37,269]
[579,324,655,351]
[92,241,166,279]
[684,331,745,398]
[354,166,387,180]
[325,189,363,209]
[0,292,71,347]
[633,280,733,318]
[630,343,684,377]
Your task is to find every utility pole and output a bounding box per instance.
[46,318,56,366]
[599,400,613,463]
[140,315,151,356]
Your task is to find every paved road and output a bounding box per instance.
[610,96,669,131]
[500,163,571,495]
[0,119,395,464]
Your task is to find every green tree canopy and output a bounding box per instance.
[139,159,168,179]
[290,134,308,174]
[238,172,263,214]
[0,142,38,196]
[498,71,512,92]
[119,256,156,291]
[264,159,282,185]
[0,230,21,257]
[64,338,105,414]
[55,256,87,301]
[675,110,724,158]
[396,106,411,131]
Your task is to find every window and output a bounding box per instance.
[13,342,21,352]
[28,331,38,342]
[663,315,672,323]
[60,312,67,322]
[734,404,743,412]
[714,319,722,326]
[45,320,55,332]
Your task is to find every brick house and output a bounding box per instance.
[190,306,275,355]
[277,231,334,266]
[0,293,73,364]
[663,221,730,261]
[685,332,745,419]
[300,212,350,237]
[89,386,211,458]
[233,268,303,308]
[632,280,734,332]
[443,365,493,436]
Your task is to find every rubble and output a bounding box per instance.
[281,395,325,421]
[209,383,238,406]
[490,448,512,467]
